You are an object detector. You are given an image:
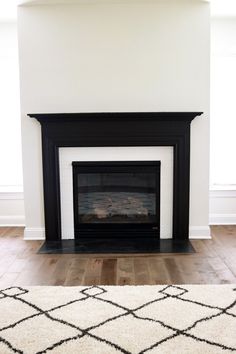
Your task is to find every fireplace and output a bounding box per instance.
[29,112,202,253]
[72,161,160,238]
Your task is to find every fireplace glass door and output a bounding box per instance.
[72,161,160,238]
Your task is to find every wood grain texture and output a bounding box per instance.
[0,226,236,287]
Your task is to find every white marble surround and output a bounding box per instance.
[59,146,173,239]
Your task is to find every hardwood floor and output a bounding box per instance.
[0,226,236,287]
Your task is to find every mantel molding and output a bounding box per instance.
[29,112,202,242]
[29,112,202,123]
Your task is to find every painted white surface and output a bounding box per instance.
[0,22,24,226]
[210,189,236,224]
[18,0,212,5]
[0,192,25,226]
[0,23,23,189]
[189,226,211,239]
[209,214,236,225]
[208,18,236,225]
[59,147,173,239]
[211,0,236,17]
[24,227,45,240]
[210,18,236,186]
[18,0,210,240]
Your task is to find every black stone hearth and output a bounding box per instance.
[29,112,202,253]
[38,239,195,254]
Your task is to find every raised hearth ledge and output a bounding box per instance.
[38,239,195,254]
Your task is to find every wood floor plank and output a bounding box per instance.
[148,258,171,284]
[31,257,60,285]
[176,257,205,284]
[0,272,19,288]
[83,258,103,285]
[65,258,88,286]
[164,258,184,284]
[0,226,236,286]
[207,257,236,283]
[117,258,134,285]
[134,258,150,285]
[101,259,117,285]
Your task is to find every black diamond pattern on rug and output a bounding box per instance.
[0,285,235,353]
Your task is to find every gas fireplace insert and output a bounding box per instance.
[72,161,160,239]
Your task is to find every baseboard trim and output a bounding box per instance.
[0,215,25,226]
[209,214,236,225]
[210,189,236,198]
[189,226,211,239]
[23,226,211,240]
[0,186,24,200]
[24,227,45,240]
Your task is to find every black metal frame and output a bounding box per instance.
[29,112,202,242]
[72,161,161,238]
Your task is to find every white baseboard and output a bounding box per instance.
[0,215,25,226]
[0,192,24,200]
[210,189,236,225]
[24,227,45,240]
[210,189,236,198]
[209,214,236,225]
[189,226,211,239]
[0,190,25,226]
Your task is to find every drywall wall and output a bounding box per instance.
[211,17,236,186]
[0,23,24,226]
[209,17,236,224]
[18,0,210,239]
[0,23,23,190]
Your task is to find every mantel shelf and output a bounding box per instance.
[29,112,203,124]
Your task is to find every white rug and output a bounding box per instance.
[0,285,236,353]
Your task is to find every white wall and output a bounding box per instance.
[0,23,24,226]
[210,17,236,187]
[209,17,236,225]
[0,23,23,189]
[18,0,210,240]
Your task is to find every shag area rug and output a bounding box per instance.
[0,285,236,353]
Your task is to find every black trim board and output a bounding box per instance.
[29,112,202,243]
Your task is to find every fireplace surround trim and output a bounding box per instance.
[29,112,203,243]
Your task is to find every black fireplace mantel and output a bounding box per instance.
[29,112,202,245]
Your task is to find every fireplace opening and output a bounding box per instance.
[72,161,160,239]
